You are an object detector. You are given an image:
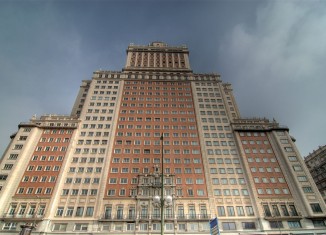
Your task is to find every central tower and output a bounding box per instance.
[124,42,192,72]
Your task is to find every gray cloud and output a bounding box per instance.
[219,0,326,156]
[0,0,324,158]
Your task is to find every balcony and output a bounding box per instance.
[1,213,44,222]
[264,212,302,220]
[152,182,162,187]
[177,214,210,221]
[151,214,175,220]
[139,214,149,220]
[99,213,210,222]
[99,214,136,221]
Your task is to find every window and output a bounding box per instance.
[120,189,126,196]
[9,154,18,160]
[53,223,67,231]
[263,205,271,217]
[289,205,298,216]
[246,206,254,216]
[237,206,245,216]
[311,203,323,213]
[123,223,134,231]
[14,144,23,150]
[74,223,88,231]
[298,176,308,182]
[210,168,217,174]
[2,164,12,171]
[8,204,17,215]
[140,223,148,231]
[175,168,181,174]
[288,156,298,161]
[292,165,302,171]
[85,207,94,216]
[165,223,173,230]
[269,221,283,229]
[284,147,293,152]
[197,189,205,196]
[280,205,289,216]
[3,222,17,230]
[56,207,64,216]
[242,222,256,229]
[227,206,235,216]
[75,207,84,216]
[288,221,301,228]
[312,220,326,227]
[108,189,115,196]
[217,206,225,216]
[120,178,128,184]
[222,222,236,230]
[196,178,204,184]
[303,186,313,193]
[66,207,74,216]
[272,205,280,216]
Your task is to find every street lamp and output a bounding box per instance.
[152,193,173,234]
[160,134,165,235]
[151,134,173,235]
[151,134,175,234]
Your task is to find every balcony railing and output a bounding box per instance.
[264,212,302,220]
[99,213,210,221]
[99,214,136,221]
[139,214,149,220]
[177,214,210,220]
[1,213,44,221]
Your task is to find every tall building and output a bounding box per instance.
[304,145,326,202]
[0,42,325,235]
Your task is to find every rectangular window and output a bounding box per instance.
[312,220,326,227]
[74,223,88,231]
[298,176,308,182]
[310,203,323,213]
[85,207,94,216]
[227,206,235,216]
[237,206,245,216]
[217,206,225,216]
[75,207,84,216]
[56,207,64,216]
[303,186,313,193]
[270,221,283,229]
[53,223,67,231]
[242,222,256,229]
[222,222,236,230]
[246,206,254,216]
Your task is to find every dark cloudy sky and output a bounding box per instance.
[0,0,325,158]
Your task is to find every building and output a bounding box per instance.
[305,145,326,202]
[0,42,325,235]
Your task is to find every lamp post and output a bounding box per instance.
[152,134,174,234]
[153,195,172,235]
[160,134,164,235]
[160,134,165,235]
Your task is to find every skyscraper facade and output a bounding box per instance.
[0,42,325,235]
[304,145,326,202]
